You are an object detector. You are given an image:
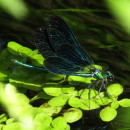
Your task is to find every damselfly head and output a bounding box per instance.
[106,71,114,81]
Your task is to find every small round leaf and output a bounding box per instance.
[43,83,62,96]
[111,101,119,109]
[100,107,117,122]
[107,83,123,96]
[34,113,52,127]
[119,99,130,107]
[63,108,82,123]
[48,94,71,106]
[80,99,100,110]
[68,97,81,108]
[79,89,98,99]
[51,116,68,129]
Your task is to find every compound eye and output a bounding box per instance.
[108,76,114,81]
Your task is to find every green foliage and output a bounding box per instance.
[119,99,130,107]
[63,108,82,123]
[100,107,117,122]
[0,41,130,129]
[107,83,124,96]
[0,114,8,124]
[51,117,70,130]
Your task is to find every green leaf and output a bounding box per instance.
[80,99,100,110]
[0,71,9,82]
[31,53,45,67]
[0,114,8,123]
[63,108,82,123]
[79,89,98,99]
[0,49,15,82]
[7,41,33,57]
[95,97,112,106]
[6,118,14,124]
[45,73,65,81]
[100,107,117,122]
[30,91,53,102]
[68,76,96,85]
[93,65,102,70]
[31,107,44,117]
[62,85,75,94]
[36,125,52,130]
[51,116,68,130]
[34,113,52,128]
[107,83,123,96]
[2,122,23,130]
[43,83,62,96]
[48,94,71,106]
[111,101,119,109]
[119,99,130,107]
[0,124,4,129]
[40,103,62,116]
[9,67,46,90]
[68,97,81,108]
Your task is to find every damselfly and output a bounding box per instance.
[14,15,113,92]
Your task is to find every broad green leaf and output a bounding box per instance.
[9,67,46,90]
[70,90,78,96]
[80,99,100,110]
[68,97,81,108]
[79,89,98,99]
[93,65,102,70]
[48,94,71,106]
[45,73,65,81]
[95,97,111,106]
[107,83,123,96]
[0,49,15,82]
[62,85,75,94]
[0,124,4,129]
[36,125,52,130]
[6,118,14,124]
[0,71,9,82]
[34,113,52,128]
[30,91,53,102]
[31,107,44,117]
[119,99,130,107]
[100,107,117,121]
[63,108,82,123]
[31,53,44,67]
[0,114,7,123]
[3,122,23,130]
[43,83,62,96]
[68,76,96,85]
[111,101,119,109]
[51,116,68,129]
[40,103,62,116]
[7,41,32,57]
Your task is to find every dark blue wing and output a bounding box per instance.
[56,44,90,66]
[46,15,94,64]
[44,56,81,75]
[35,27,56,58]
[35,15,94,75]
